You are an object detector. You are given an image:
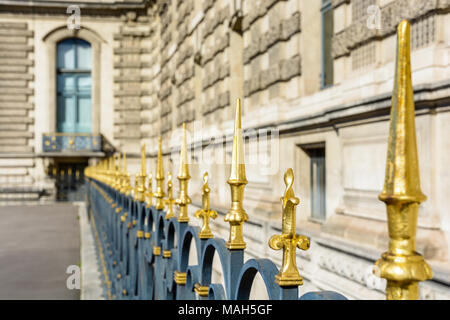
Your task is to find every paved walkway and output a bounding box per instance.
[0,204,80,299]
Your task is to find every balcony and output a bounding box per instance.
[41,133,103,157]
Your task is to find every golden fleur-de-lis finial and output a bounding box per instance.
[136,144,147,202]
[224,99,248,250]
[195,172,218,239]
[176,123,191,222]
[164,172,176,219]
[269,168,310,287]
[374,20,432,300]
[154,136,166,210]
[146,171,153,208]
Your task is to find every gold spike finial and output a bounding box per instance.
[224,99,248,249]
[164,172,175,219]
[269,168,310,286]
[136,144,147,202]
[119,153,126,193]
[114,153,121,190]
[121,153,132,196]
[175,123,192,222]
[146,171,153,208]
[154,136,166,210]
[374,20,432,300]
[195,172,218,239]
[108,157,114,186]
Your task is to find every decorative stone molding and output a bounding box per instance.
[243,12,301,64]
[244,55,301,97]
[203,5,230,39]
[176,45,194,67]
[202,61,230,91]
[315,244,386,292]
[176,0,193,27]
[202,33,229,67]
[175,63,195,88]
[242,0,289,31]
[332,0,450,58]
[202,0,214,14]
[332,0,350,9]
[203,91,230,115]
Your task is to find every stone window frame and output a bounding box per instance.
[42,26,104,135]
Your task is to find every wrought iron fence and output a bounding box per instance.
[84,21,432,300]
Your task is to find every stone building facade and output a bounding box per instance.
[0,0,449,299]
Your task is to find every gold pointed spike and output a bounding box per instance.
[121,153,132,196]
[164,172,175,219]
[224,99,248,250]
[154,136,166,210]
[114,153,121,190]
[145,171,153,208]
[195,172,218,239]
[107,156,113,187]
[175,123,192,222]
[136,144,147,202]
[269,169,310,286]
[374,20,432,300]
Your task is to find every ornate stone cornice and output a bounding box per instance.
[332,0,450,59]
[0,0,153,17]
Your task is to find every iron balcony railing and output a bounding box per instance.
[42,133,101,153]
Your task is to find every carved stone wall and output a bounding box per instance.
[332,0,450,59]
[242,0,302,108]
[0,21,35,188]
[113,12,154,153]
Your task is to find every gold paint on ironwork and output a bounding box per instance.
[127,222,132,229]
[136,144,147,202]
[269,168,310,287]
[153,246,161,256]
[132,219,137,226]
[113,153,120,190]
[145,171,153,208]
[163,250,172,258]
[120,213,127,223]
[117,273,122,279]
[133,173,139,201]
[194,283,209,297]
[120,153,132,196]
[224,99,248,250]
[154,137,166,210]
[136,230,144,239]
[164,172,176,220]
[144,232,151,239]
[195,172,218,239]
[174,271,187,285]
[176,123,192,222]
[115,207,122,214]
[374,20,432,300]
[122,289,127,296]
[113,261,117,266]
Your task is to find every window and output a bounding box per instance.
[57,38,92,133]
[302,144,326,221]
[321,0,334,88]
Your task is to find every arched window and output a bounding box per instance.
[56,38,92,133]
